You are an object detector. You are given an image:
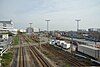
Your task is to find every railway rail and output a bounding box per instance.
[42,44,86,66]
[18,47,24,67]
[11,34,87,67]
[22,34,54,67]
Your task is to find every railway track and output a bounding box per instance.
[29,46,53,67]
[42,44,86,66]
[18,47,24,67]
[22,34,54,67]
[23,34,86,66]
[11,35,31,67]
[11,48,19,67]
[12,34,86,67]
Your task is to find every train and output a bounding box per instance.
[62,33,100,42]
[77,44,100,60]
[71,41,100,60]
[49,40,71,49]
[0,42,8,56]
[50,39,100,60]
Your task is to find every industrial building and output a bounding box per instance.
[26,27,34,34]
[0,20,13,30]
[88,28,100,32]
[0,20,15,41]
[0,20,18,35]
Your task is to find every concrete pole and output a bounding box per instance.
[45,20,50,41]
[75,20,80,32]
[29,23,32,34]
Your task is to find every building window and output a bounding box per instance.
[0,35,2,38]
[3,23,6,27]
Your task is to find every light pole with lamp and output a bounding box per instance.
[75,19,80,32]
[45,20,50,42]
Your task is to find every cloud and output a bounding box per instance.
[0,0,100,30]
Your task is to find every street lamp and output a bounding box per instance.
[39,28,41,47]
[75,19,80,32]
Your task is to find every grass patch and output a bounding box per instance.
[48,44,62,50]
[25,35,40,43]
[37,46,69,67]
[12,34,19,45]
[25,35,37,43]
[1,49,14,67]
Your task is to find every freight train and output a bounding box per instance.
[50,40,100,60]
[71,41,100,60]
[62,33,100,42]
[77,45,100,60]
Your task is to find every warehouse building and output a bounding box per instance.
[0,20,14,41]
[0,20,13,30]
[88,28,100,32]
[0,20,18,34]
[26,27,34,34]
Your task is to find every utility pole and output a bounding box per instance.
[45,20,50,41]
[75,19,80,32]
[39,28,41,47]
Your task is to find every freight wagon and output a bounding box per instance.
[60,41,70,49]
[78,45,100,60]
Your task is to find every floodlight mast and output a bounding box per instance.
[45,20,50,41]
[75,19,80,32]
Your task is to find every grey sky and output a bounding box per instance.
[0,0,100,31]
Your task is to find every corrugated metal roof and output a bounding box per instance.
[0,21,12,24]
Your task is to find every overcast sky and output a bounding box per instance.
[0,0,100,31]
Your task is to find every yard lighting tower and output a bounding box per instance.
[45,20,50,41]
[29,23,32,34]
[75,19,80,32]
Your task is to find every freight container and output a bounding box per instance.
[78,45,100,59]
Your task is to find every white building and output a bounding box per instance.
[0,20,14,41]
[0,33,8,41]
[19,29,26,33]
[0,29,9,41]
[88,28,100,32]
[34,27,39,32]
[0,20,13,30]
[0,20,18,34]
[26,27,34,34]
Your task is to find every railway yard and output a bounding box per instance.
[0,33,100,67]
[11,35,55,67]
[1,0,100,67]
